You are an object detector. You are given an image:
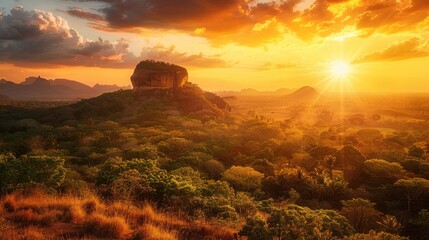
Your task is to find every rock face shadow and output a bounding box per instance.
[131,60,188,92]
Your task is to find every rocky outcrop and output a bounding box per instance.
[131,60,188,92]
[130,60,230,117]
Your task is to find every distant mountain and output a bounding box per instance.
[217,88,292,97]
[0,94,12,103]
[0,76,130,100]
[284,86,320,100]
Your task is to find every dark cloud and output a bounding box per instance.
[0,6,226,69]
[59,7,104,21]
[354,37,429,63]
[0,6,138,68]
[63,0,429,44]
[64,0,296,46]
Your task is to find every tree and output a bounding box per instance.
[239,215,272,240]
[335,145,366,186]
[412,209,429,240]
[240,205,355,240]
[341,198,382,233]
[364,159,404,185]
[203,159,225,179]
[222,166,264,192]
[0,154,66,190]
[394,178,429,215]
[308,145,338,162]
[277,142,300,167]
[377,215,402,234]
[345,230,409,240]
[112,169,152,221]
[409,145,425,159]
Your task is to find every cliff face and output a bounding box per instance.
[131,60,188,91]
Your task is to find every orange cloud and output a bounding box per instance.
[63,0,426,45]
[354,37,429,63]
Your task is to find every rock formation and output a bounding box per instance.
[131,60,188,92]
[130,60,230,117]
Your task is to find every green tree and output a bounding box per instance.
[112,169,152,221]
[239,214,272,240]
[0,154,66,190]
[394,178,429,215]
[377,215,402,234]
[222,166,264,192]
[203,159,225,179]
[341,198,382,233]
[345,230,409,240]
[240,205,355,240]
[364,159,404,185]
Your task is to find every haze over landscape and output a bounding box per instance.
[1,1,429,240]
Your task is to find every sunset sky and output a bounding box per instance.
[1,0,428,92]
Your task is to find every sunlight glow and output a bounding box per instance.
[330,61,351,78]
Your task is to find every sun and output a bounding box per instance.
[330,60,351,78]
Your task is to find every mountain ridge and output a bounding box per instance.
[0,76,130,100]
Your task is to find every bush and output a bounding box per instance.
[222,166,264,192]
[82,198,99,215]
[3,195,17,212]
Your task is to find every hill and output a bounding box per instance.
[283,86,320,100]
[0,94,13,103]
[0,77,129,100]
[217,88,292,97]
[40,83,229,125]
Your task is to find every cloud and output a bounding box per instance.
[140,45,229,68]
[0,6,138,68]
[257,61,296,71]
[59,7,104,21]
[0,6,226,69]
[63,0,429,45]
[63,0,296,46]
[354,37,429,63]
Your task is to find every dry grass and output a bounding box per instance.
[131,224,177,240]
[0,192,236,240]
[21,226,46,240]
[9,209,60,227]
[82,213,130,239]
[133,204,187,228]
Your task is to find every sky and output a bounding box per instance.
[0,0,428,92]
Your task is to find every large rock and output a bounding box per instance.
[131,60,188,92]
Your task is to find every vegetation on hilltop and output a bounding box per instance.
[135,60,186,71]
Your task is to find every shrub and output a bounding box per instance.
[82,198,99,215]
[3,195,17,212]
[222,166,264,192]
